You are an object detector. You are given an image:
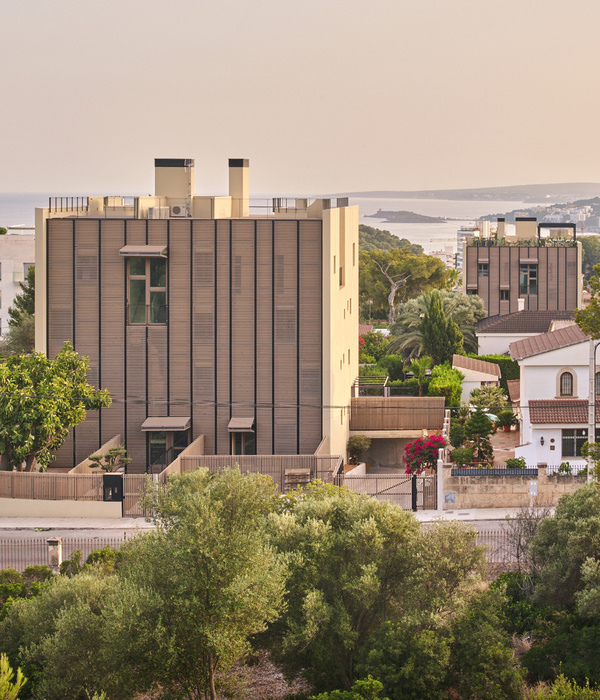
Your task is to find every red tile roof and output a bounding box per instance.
[510,324,589,361]
[507,379,520,403]
[529,399,600,424]
[452,354,501,378]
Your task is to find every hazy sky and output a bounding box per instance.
[2,0,600,195]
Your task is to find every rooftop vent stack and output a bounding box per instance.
[497,217,505,239]
[229,159,249,217]
[154,158,195,203]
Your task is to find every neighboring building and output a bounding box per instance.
[452,354,501,405]
[463,218,582,317]
[476,309,576,355]
[0,233,35,338]
[36,158,359,472]
[510,324,595,468]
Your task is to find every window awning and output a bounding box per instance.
[227,417,255,432]
[120,245,167,258]
[141,416,191,432]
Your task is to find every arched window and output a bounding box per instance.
[560,372,573,397]
[596,372,600,397]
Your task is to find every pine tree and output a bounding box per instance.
[8,265,34,327]
[420,291,464,365]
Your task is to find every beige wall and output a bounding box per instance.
[34,207,49,353]
[0,498,122,518]
[155,165,194,201]
[443,465,585,509]
[322,205,359,458]
[515,219,537,240]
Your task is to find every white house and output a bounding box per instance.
[0,233,35,338]
[510,324,595,469]
[452,354,501,405]
[477,309,576,356]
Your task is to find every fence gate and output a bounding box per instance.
[343,473,437,511]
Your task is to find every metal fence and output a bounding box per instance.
[0,535,130,572]
[0,528,517,573]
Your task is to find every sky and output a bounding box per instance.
[2,0,600,196]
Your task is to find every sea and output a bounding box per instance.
[0,192,539,255]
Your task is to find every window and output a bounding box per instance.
[560,371,573,397]
[467,289,478,296]
[232,432,256,455]
[478,263,488,277]
[562,429,588,458]
[500,290,510,301]
[23,263,34,277]
[519,264,538,295]
[128,257,167,324]
[596,371,600,397]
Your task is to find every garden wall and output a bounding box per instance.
[443,464,586,509]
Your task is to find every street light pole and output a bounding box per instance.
[588,340,600,484]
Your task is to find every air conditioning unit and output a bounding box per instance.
[171,205,189,217]
[148,207,160,219]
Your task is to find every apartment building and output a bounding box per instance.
[463,218,582,317]
[36,158,359,471]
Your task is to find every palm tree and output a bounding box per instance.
[389,290,486,360]
[408,356,432,396]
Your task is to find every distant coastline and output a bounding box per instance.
[335,182,600,203]
[367,209,446,224]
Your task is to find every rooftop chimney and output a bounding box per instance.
[497,217,505,239]
[154,158,195,203]
[229,159,249,217]
[518,297,525,311]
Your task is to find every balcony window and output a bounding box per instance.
[128,257,167,324]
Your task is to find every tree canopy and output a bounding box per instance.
[359,225,423,254]
[0,342,111,471]
[360,250,449,324]
[390,290,485,360]
[576,263,600,338]
[0,265,35,356]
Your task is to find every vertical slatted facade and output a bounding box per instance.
[46,216,324,470]
[466,244,580,317]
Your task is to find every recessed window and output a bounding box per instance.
[596,371,600,397]
[560,371,573,397]
[128,257,167,324]
[519,264,538,295]
[478,263,488,277]
[562,428,587,458]
[467,289,478,296]
[500,290,510,301]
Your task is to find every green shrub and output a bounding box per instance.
[347,435,372,465]
[449,419,465,448]
[428,364,463,407]
[558,461,572,475]
[506,457,527,469]
[523,623,600,687]
[450,446,474,465]
[377,354,405,381]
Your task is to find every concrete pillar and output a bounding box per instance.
[47,537,62,574]
[537,462,547,502]
[437,448,444,513]
[229,158,249,217]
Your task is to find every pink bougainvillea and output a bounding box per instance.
[404,435,447,475]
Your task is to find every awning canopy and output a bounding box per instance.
[141,416,191,432]
[119,245,167,258]
[227,417,255,432]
